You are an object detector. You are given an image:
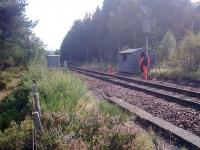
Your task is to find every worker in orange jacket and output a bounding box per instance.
[139,52,150,80]
[108,64,114,75]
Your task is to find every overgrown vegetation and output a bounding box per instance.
[151,31,200,85]
[0,119,33,150]
[0,63,156,149]
[175,32,200,71]
[149,68,200,87]
[0,87,31,130]
[23,62,88,113]
[157,31,200,71]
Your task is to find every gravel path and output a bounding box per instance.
[78,74,200,137]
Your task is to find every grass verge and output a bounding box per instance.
[149,68,200,87]
[0,62,156,150]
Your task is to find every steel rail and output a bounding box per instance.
[69,66,200,98]
[69,66,200,109]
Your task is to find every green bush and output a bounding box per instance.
[39,110,140,150]
[175,32,200,71]
[157,31,176,65]
[0,87,31,131]
[135,133,155,150]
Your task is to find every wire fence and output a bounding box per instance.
[32,81,42,150]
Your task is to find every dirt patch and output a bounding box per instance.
[0,81,6,91]
[0,78,21,101]
[0,67,24,101]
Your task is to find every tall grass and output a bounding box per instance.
[149,67,200,86]
[23,62,87,113]
[98,100,126,117]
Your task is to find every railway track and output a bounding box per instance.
[69,66,200,109]
[69,66,200,149]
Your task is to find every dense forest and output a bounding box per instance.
[60,0,200,70]
[0,0,45,69]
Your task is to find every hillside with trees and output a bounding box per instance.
[60,0,200,70]
[0,0,45,69]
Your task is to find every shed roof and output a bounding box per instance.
[47,55,60,57]
[119,47,145,54]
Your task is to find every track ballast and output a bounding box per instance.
[69,66,200,109]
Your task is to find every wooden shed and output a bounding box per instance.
[118,47,157,74]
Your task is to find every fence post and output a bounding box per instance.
[33,93,41,116]
[32,80,37,93]
[32,111,42,132]
[32,82,42,150]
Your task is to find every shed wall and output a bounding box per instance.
[118,52,141,73]
[47,55,60,68]
[118,50,157,74]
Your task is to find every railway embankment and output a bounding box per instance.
[70,67,199,149]
[0,63,161,149]
[78,73,200,137]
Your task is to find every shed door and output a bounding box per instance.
[122,54,127,62]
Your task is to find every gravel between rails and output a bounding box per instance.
[78,74,200,137]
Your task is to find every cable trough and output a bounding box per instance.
[69,66,200,110]
[106,96,200,150]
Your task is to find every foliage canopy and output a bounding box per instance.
[0,0,45,68]
[60,0,200,64]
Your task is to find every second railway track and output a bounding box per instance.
[69,65,200,149]
[69,66,200,110]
